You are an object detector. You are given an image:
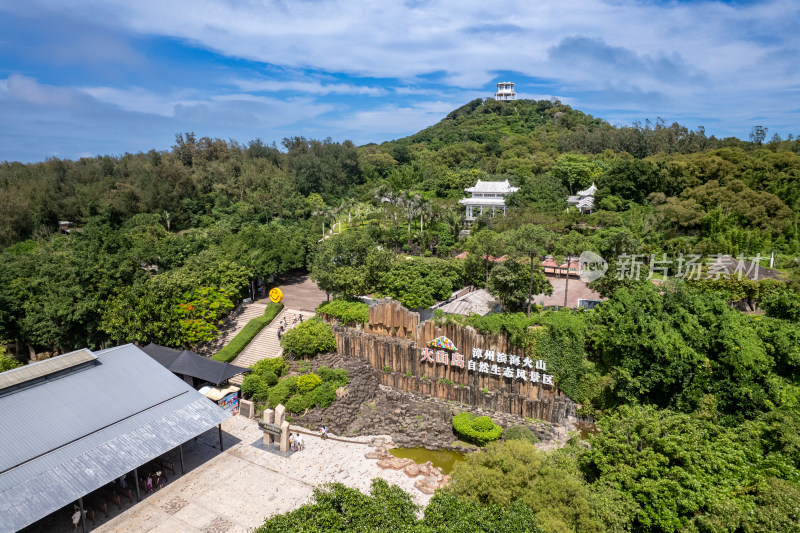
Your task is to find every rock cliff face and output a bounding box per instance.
[291,353,564,451]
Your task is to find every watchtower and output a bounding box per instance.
[494,82,516,101]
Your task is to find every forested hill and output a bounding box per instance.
[2,97,799,249]
[385,97,721,159]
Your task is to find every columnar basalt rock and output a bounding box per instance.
[332,324,575,423]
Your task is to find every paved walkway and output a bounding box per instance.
[275,273,328,314]
[228,308,303,385]
[84,417,429,533]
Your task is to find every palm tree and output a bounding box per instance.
[418,197,432,233]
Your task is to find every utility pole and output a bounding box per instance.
[563,255,570,309]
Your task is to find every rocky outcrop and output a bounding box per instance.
[291,353,564,451]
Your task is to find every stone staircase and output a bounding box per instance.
[195,301,268,356]
[229,307,304,385]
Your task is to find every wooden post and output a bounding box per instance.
[134,468,140,502]
[179,444,185,474]
[78,497,86,533]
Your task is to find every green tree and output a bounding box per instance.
[550,154,600,195]
[380,258,461,309]
[448,439,602,533]
[508,224,555,316]
[489,259,539,312]
[466,229,502,287]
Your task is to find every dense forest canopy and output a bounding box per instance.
[2,97,800,531]
[1,98,799,355]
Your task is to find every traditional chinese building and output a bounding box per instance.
[495,82,516,101]
[567,183,597,214]
[458,179,519,223]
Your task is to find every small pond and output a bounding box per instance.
[389,447,466,475]
[575,421,600,439]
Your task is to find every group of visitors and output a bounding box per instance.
[276,313,304,340]
[142,471,165,493]
[289,433,304,452]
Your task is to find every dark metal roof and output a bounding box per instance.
[0,344,231,532]
[140,343,251,386]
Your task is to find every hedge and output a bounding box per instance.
[317,298,369,325]
[452,412,503,446]
[212,301,284,363]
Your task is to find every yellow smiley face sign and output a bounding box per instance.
[269,287,283,303]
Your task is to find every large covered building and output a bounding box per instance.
[458,179,519,223]
[0,345,231,532]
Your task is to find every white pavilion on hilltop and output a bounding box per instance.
[459,179,519,223]
[568,183,597,214]
[495,82,516,101]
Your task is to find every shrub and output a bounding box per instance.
[0,348,23,372]
[317,366,349,388]
[276,367,349,413]
[213,302,284,362]
[504,425,540,445]
[286,394,313,414]
[251,357,288,378]
[472,416,496,432]
[268,376,298,408]
[241,373,272,402]
[452,412,503,446]
[317,298,369,325]
[309,384,338,409]
[297,373,322,392]
[280,317,336,358]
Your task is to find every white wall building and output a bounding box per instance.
[495,82,516,101]
[459,179,519,222]
[567,183,597,214]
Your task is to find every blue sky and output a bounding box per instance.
[0,0,798,162]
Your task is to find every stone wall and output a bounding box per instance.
[333,326,575,424]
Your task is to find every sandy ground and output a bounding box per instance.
[69,416,431,533]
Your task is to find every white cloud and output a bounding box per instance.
[2,0,800,159]
[232,78,386,96]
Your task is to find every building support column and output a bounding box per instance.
[218,424,224,452]
[79,497,86,533]
[179,444,185,474]
[134,468,141,502]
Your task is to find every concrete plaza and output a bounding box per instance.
[82,417,429,533]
